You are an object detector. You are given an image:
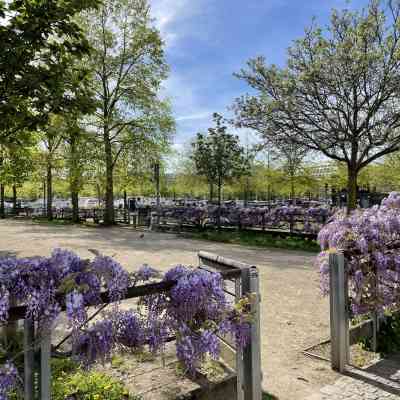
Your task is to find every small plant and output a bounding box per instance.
[52,358,140,400]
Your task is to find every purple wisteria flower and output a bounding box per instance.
[0,361,18,400]
[66,290,86,325]
[113,310,146,349]
[134,264,159,282]
[0,249,253,378]
[316,192,400,315]
[73,320,114,367]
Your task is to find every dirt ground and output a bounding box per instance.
[0,219,341,399]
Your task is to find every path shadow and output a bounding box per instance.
[0,250,18,258]
[344,354,400,396]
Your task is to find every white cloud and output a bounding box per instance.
[150,0,202,47]
[176,112,211,122]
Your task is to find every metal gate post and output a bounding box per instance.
[24,318,35,400]
[329,252,349,372]
[241,267,262,400]
[235,277,244,400]
[40,328,52,400]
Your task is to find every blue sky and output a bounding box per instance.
[150,0,369,150]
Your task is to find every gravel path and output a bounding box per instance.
[0,219,340,399]
[307,354,400,400]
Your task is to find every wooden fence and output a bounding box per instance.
[7,252,262,400]
[151,207,326,239]
[9,207,152,227]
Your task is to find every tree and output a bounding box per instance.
[41,116,65,220]
[82,0,174,225]
[63,121,95,223]
[192,113,248,215]
[268,141,308,201]
[0,0,98,143]
[0,145,35,212]
[234,0,400,210]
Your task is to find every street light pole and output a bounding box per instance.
[154,162,160,225]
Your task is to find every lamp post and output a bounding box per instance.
[42,179,46,216]
[154,162,160,225]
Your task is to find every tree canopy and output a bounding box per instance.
[0,0,98,142]
[192,113,248,205]
[234,0,400,209]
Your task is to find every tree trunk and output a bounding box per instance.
[103,132,114,225]
[0,183,4,219]
[96,183,102,207]
[0,154,4,219]
[347,167,358,213]
[290,174,295,204]
[209,183,214,203]
[46,161,53,220]
[123,190,127,209]
[12,185,17,213]
[155,162,161,226]
[217,177,222,229]
[71,191,79,223]
[70,133,80,223]
[244,177,249,207]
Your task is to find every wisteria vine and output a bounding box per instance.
[160,204,332,234]
[316,192,400,316]
[0,250,252,398]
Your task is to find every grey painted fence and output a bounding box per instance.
[198,251,262,400]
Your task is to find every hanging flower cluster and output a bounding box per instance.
[161,204,332,233]
[0,250,252,397]
[316,192,400,316]
[138,265,252,374]
[0,362,18,400]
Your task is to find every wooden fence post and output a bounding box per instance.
[329,252,349,372]
[24,318,35,400]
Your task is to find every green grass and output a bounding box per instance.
[263,392,278,400]
[30,217,99,228]
[188,229,320,252]
[32,218,75,226]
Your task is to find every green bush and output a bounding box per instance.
[51,358,141,400]
[361,313,400,355]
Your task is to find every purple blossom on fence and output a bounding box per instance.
[113,310,146,349]
[134,264,159,282]
[0,249,253,383]
[0,289,9,325]
[66,290,86,325]
[92,255,129,301]
[159,204,332,233]
[0,361,18,400]
[316,192,400,315]
[73,319,114,367]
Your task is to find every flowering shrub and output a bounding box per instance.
[0,250,252,397]
[316,192,400,316]
[139,266,252,374]
[0,362,18,400]
[160,205,332,234]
